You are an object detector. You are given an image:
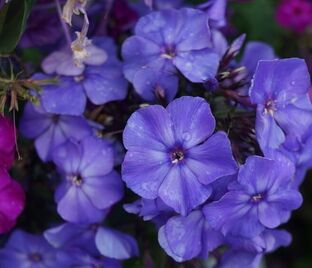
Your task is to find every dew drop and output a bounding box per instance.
[182,132,191,141]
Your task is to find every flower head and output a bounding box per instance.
[204,156,303,238]
[52,136,123,223]
[276,0,312,33]
[249,58,312,151]
[0,230,59,268]
[122,96,237,215]
[122,8,219,101]
[39,37,128,116]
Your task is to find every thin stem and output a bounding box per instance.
[54,0,72,47]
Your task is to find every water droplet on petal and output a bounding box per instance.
[182,132,191,141]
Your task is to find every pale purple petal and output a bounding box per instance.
[187,131,238,185]
[166,96,215,148]
[83,171,124,209]
[240,42,275,75]
[52,139,82,174]
[258,202,282,228]
[132,68,178,102]
[255,106,285,150]
[79,136,114,177]
[158,165,212,215]
[19,103,51,139]
[174,49,219,83]
[40,77,86,116]
[57,186,105,223]
[123,105,175,151]
[175,8,211,51]
[122,149,170,199]
[95,227,139,259]
[83,63,128,105]
[158,211,204,262]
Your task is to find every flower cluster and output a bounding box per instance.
[0,0,311,267]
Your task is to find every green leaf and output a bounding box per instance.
[0,0,36,54]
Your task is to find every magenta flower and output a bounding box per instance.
[0,168,25,234]
[0,116,15,169]
[276,0,312,33]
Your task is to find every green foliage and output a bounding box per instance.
[0,0,36,54]
[230,0,282,49]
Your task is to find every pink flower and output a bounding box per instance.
[0,116,15,169]
[276,0,312,33]
[0,168,25,234]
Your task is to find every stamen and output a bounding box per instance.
[171,150,184,164]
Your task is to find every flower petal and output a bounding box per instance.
[187,131,238,185]
[174,49,219,83]
[166,96,215,148]
[123,105,175,151]
[158,165,212,215]
[122,149,170,199]
[95,227,139,260]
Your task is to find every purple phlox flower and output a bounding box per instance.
[122,96,237,215]
[39,37,128,116]
[19,102,92,161]
[249,58,312,151]
[20,6,62,48]
[124,198,174,227]
[45,221,139,260]
[122,8,220,102]
[204,156,302,238]
[52,135,124,223]
[158,210,224,262]
[0,230,60,268]
[42,42,107,77]
[198,0,227,28]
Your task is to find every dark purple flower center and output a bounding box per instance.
[28,252,42,263]
[72,174,83,186]
[251,193,265,203]
[161,45,176,59]
[171,150,185,164]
